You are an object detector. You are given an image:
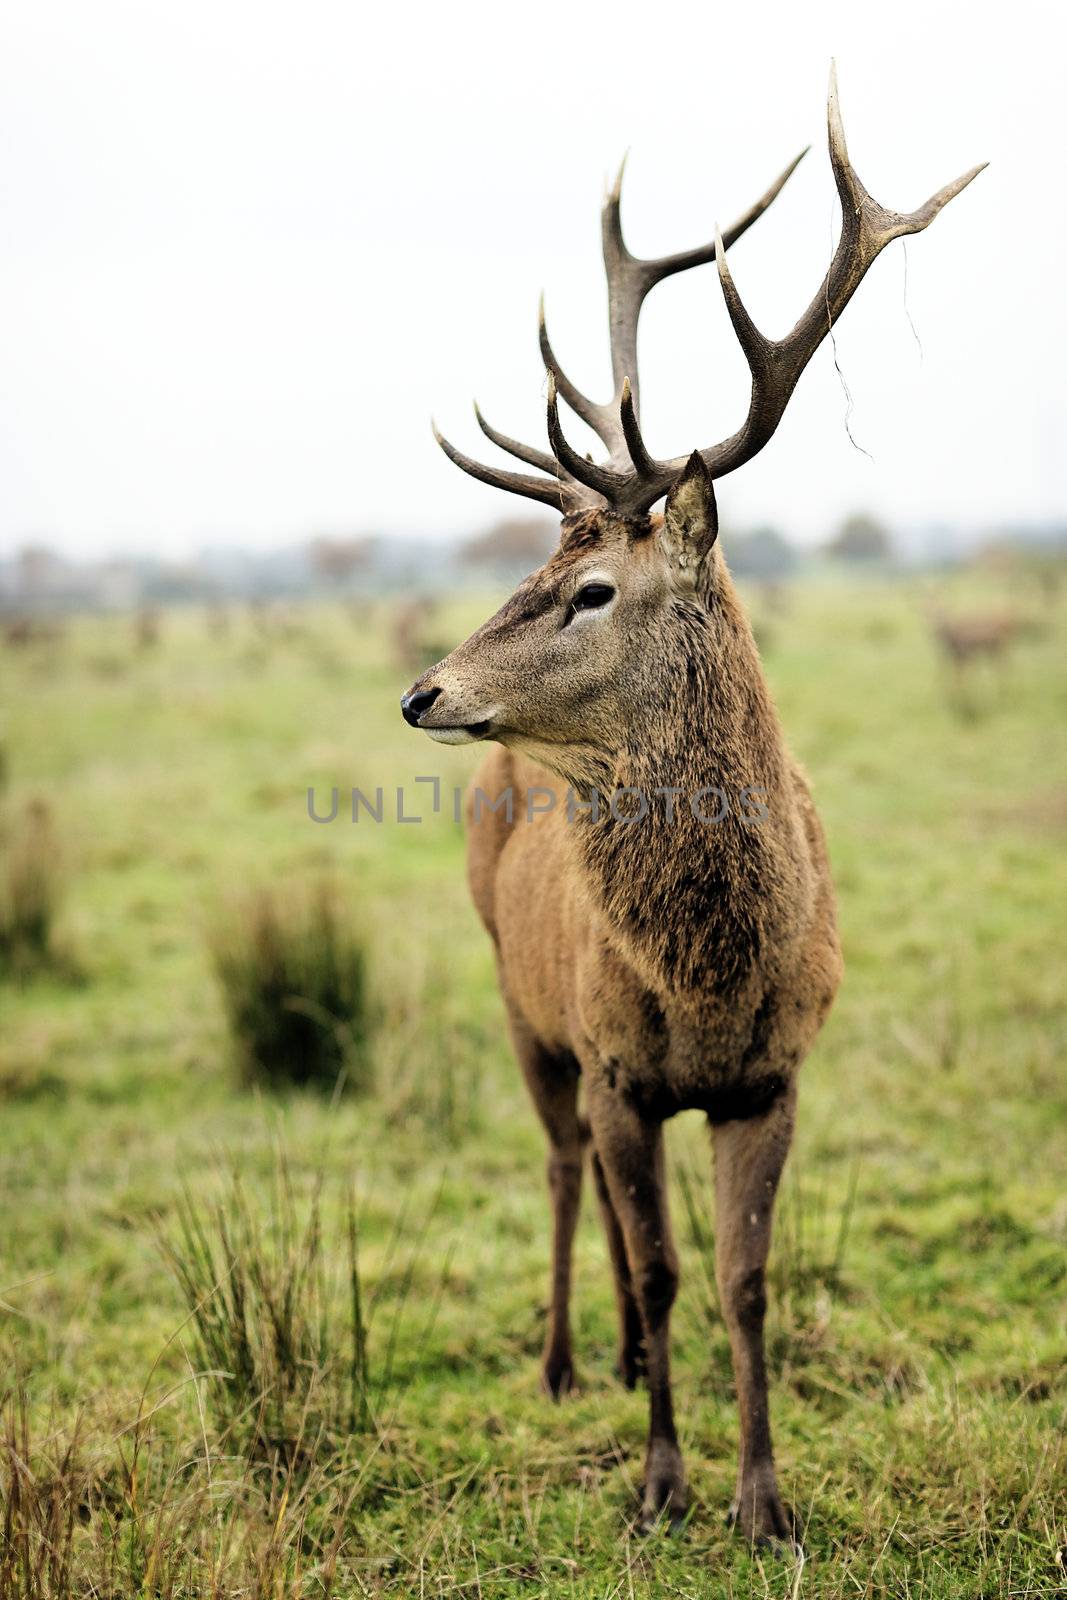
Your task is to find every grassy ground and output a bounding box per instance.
[1,569,1064,1597]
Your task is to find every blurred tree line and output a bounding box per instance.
[451,510,895,581]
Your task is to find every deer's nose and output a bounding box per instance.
[401,686,442,727]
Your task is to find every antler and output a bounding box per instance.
[434,143,804,514]
[541,146,808,462]
[434,65,984,516]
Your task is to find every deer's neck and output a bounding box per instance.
[575,556,805,999]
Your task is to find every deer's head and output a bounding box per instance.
[401,459,720,777]
[402,67,982,773]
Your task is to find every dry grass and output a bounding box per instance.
[0,1388,360,1600]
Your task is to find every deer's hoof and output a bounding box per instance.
[638,1440,688,1534]
[727,1474,800,1553]
[540,1352,577,1400]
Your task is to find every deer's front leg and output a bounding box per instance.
[588,1092,685,1531]
[711,1088,797,1549]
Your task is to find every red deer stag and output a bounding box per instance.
[402,68,982,1546]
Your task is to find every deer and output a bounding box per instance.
[391,595,441,674]
[401,68,982,1548]
[928,607,1021,671]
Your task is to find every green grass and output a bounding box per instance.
[0,575,1065,1597]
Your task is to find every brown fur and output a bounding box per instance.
[404,462,842,1544]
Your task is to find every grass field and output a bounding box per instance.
[1,569,1065,1598]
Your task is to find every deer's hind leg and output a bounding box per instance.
[711,1086,797,1549]
[590,1149,646,1389]
[505,1006,586,1399]
[587,1092,685,1531]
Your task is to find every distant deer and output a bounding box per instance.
[402,69,982,1546]
[391,596,440,674]
[929,607,1020,674]
[135,608,160,651]
[2,616,35,648]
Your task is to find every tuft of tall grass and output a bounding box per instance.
[209,879,370,1093]
[0,800,62,980]
[156,1149,426,1460]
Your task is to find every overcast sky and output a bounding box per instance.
[1,0,1063,556]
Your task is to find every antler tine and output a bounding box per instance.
[601,148,808,421]
[628,64,985,508]
[713,224,775,380]
[473,401,560,476]
[538,297,623,455]
[545,377,616,502]
[432,421,568,511]
[619,377,658,480]
[600,156,639,411]
[895,159,990,233]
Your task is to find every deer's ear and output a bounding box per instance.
[660,452,718,581]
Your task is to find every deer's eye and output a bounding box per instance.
[571,582,616,613]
